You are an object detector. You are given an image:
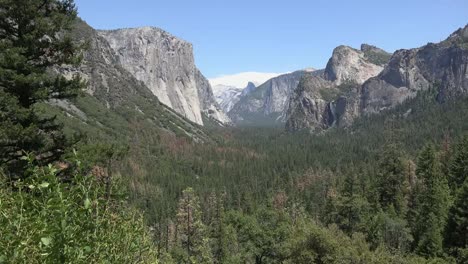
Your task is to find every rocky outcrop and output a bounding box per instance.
[286,45,389,131]
[57,19,211,142]
[194,69,231,125]
[98,27,228,125]
[361,25,468,114]
[286,25,468,132]
[228,70,312,126]
[324,45,384,85]
[212,84,246,114]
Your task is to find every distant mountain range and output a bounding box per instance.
[54,18,468,136]
[286,25,468,132]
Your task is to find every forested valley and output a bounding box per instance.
[1,0,468,263]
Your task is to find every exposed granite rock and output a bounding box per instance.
[286,45,387,131]
[286,25,468,133]
[241,82,257,96]
[361,25,468,114]
[194,69,231,125]
[228,70,311,126]
[212,84,244,113]
[324,46,384,85]
[98,27,228,125]
[57,19,211,142]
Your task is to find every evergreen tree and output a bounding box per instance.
[376,144,408,216]
[449,136,468,191]
[445,178,468,250]
[335,172,369,234]
[0,0,84,177]
[417,212,445,257]
[205,192,228,264]
[414,144,451,257]
[174,187,213,263]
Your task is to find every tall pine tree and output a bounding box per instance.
[445,178,468,251]
[376,144,408,217]
[0,0,84,177]
[414,144,451,257]
[449,135,468,192]
[174,187,213,263]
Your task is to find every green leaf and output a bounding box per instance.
[83,246,91,253]
[84,198,91,209]
[38,182,49,189]
[41,237,52,246]
[28,185,35,189]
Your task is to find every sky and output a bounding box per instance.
[75,0,467,79]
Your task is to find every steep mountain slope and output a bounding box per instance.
[286,25,468,132]
[212,82,257,114]
[361,25,468,114]
[285,44,392,131]
[194,69,231,125]
[228,70,313,126]
[52,19,210,142]
[98,27,228,125]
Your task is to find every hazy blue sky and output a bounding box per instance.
[75,0,467,78]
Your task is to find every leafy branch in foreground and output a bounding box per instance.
[0,154,159,264]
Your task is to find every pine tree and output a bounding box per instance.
[445,178,468,250]
[175,187,213,263]
[417,212,444,257]
[0,0,84,177]
[449,135,468,191]
[376,144,408,216]
[414,144,451,257]
[336,172,369,234]
[205,192,228,264]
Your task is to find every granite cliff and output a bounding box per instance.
[286,45,388,131]
[98,27,229,125]
[286,25,468,132]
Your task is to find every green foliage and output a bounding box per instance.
[414,145,452,257]
[0,155,158,263]
[376,144,408,216]
[334,173,370,234]
[449,136,468,191]
[363,50,392,66]
[172,187,213,264]
[367,210,413,251]
[319,79,357,102]
[445,178,468,250]
[0,0,85,177]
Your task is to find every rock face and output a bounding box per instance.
[286,45,389,131]
[58,19,211,141]
[324,45,384,85]
[286,24,468,132]
[194,69,231,124]
[228,70,312,126]
[98,27,228,125]
[361,25,468,114]
[212,84,245,113]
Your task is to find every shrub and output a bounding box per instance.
[0,155,159,263]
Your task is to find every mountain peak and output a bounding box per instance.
[241,82,257,96]
[360,44,388,54]
[246,82,256,89]
[446,24,468,43]
[324,45,384,84]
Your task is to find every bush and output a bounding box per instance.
[0,155,159,263]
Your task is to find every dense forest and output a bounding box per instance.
[1,1,467,263]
